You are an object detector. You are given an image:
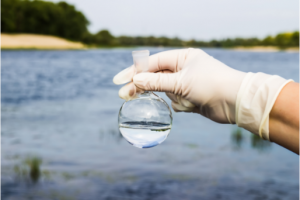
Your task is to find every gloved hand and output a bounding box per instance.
[113,48,292,140]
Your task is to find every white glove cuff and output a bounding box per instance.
[235,72,293,140]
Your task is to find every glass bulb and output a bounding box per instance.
[118,91,173,148]
[118,50,172,148]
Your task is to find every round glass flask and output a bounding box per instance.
[118,50,173,148]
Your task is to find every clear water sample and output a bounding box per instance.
[118,50,173,148]
[119,121,171,148]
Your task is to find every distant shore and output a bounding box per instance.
[1,34,86,50]
[1,34,299,52]
[232,46,299,52]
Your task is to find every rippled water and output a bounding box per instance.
[1,48,299,200]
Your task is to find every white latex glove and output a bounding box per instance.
[113,48,292,140]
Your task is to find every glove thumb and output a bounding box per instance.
[133,72,179,93]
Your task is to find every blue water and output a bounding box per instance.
[1,48,299,200]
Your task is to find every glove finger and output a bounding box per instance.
[171,102,194,113]
[113,66,172,86]
[177,96,196,108]
[148,49,190,73]
[166,92,179,103]
[118,82,137,101]
[133,72,179,93]
[113,48,191,85]
[113,65,135,85]
[118,81,145,101]
[157,69,173,74]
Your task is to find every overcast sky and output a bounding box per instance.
[49,0,298,40]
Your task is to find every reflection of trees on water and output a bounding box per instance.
[231,128,272,152]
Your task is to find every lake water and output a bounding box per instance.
[1,48,299,200]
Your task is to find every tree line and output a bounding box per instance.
[2,0,299,48]
[87,30,299,48]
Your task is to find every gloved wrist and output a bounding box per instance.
[235,72,293,140]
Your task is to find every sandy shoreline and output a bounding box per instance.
[232,46,299,52]
[1,34,86,50]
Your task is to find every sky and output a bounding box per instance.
[49,0,299,40]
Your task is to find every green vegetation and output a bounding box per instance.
[231,128,243,149]
[184,143,199,149]
[2,0,89,41]
[111,32,298,48]
[251,134,272,151]
[14,156,42,183]
[230,128,272,152]
[2,0,299,48]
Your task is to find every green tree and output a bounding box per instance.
[1,0,18,32]
[290,31,299,47]
[1,0,89,41]
[94,30,115,46]
[261,36,275,46]
[275,32,293,48]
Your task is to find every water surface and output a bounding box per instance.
[2,48,299,200]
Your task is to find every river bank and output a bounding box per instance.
[1,34,299,52]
